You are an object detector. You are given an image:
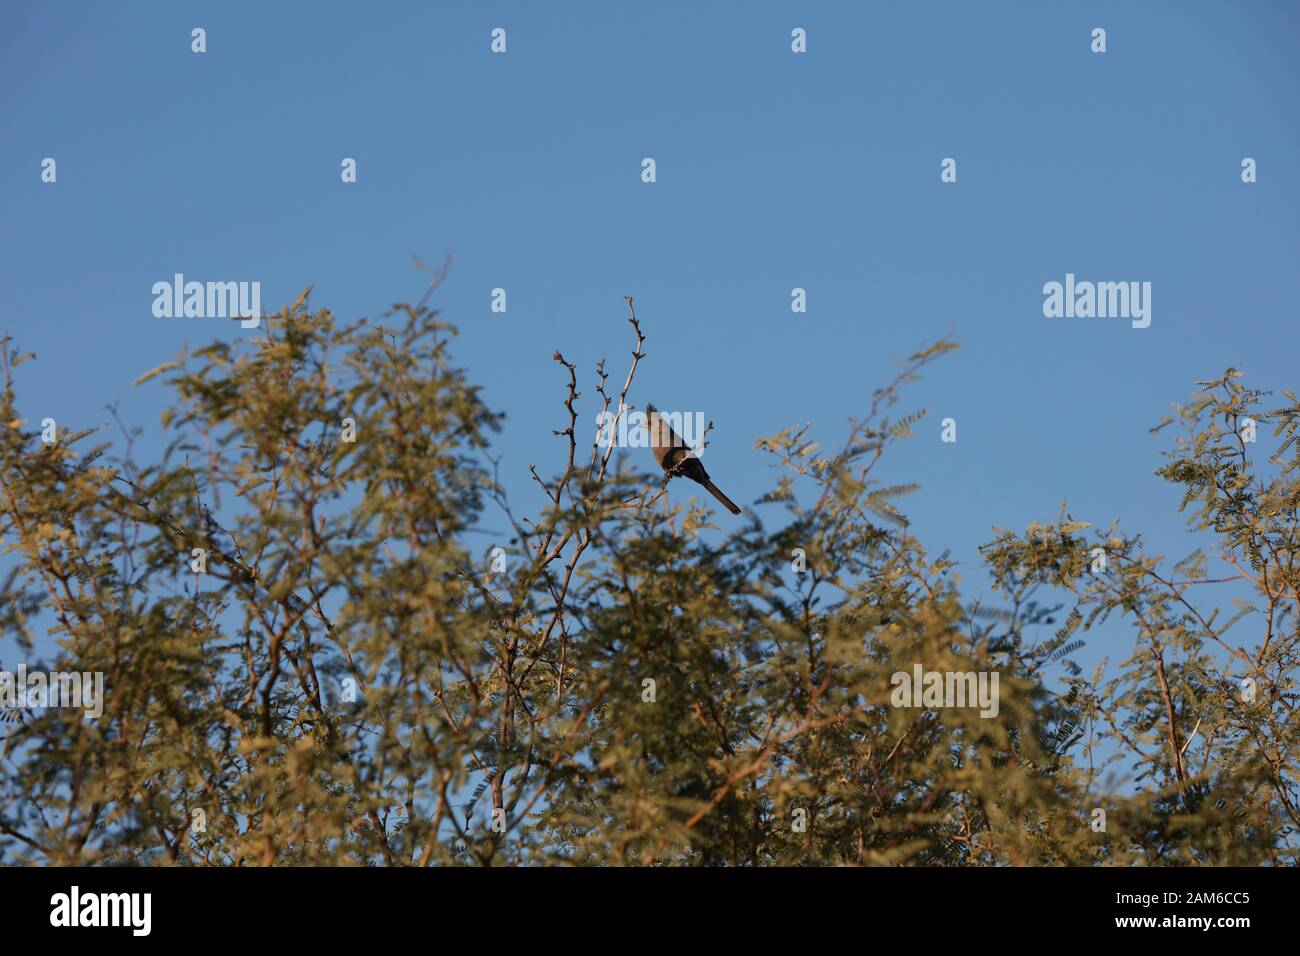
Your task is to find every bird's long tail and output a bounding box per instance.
[702,480,742,515]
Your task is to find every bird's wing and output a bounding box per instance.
[647,407,690,450]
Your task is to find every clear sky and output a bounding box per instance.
[3,2,1298,707]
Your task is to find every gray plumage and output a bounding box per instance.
[644,404,741,515]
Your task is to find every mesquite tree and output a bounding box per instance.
[982,373,1299,864]
[0,292,1294,865]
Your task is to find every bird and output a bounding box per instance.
[644,404,741,514]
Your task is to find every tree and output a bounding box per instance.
[982,372,1300,864]
[0,291,1294,865]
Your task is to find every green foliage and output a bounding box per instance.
[0,300,1294,866]
[983,372,1300,864]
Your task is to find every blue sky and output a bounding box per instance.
[3,2,1298,719]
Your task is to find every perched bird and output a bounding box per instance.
[644,404,741,514]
